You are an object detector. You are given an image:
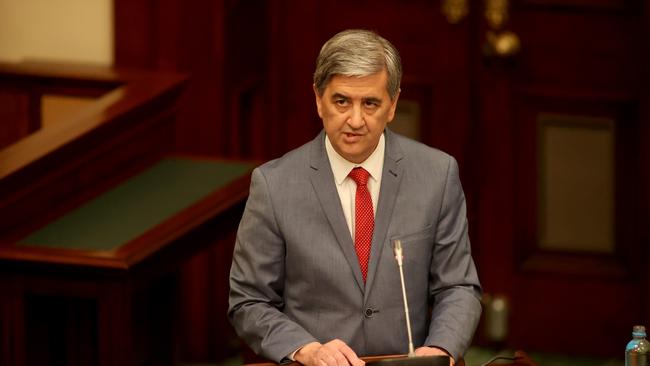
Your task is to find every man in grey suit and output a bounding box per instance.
[229,29,482,366]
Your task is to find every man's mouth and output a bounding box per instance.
[342,132,363,143]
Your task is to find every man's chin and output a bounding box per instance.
[339,150,366,164]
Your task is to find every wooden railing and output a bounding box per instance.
[0,61,186,243]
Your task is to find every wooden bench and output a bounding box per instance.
[0,156,254,366]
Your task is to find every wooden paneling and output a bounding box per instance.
[0,88,39,150]
[475,0,647,357]
[514,2,641,89]
[513,90,639,264]
[642,0,650,326]
[115,0,251,158]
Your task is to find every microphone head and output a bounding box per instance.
[392,239,403,264]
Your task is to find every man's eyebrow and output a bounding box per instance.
[363,97,382,104]
[331,93,349,99]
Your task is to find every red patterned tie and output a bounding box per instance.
[349,167,374,282]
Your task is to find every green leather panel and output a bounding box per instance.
[19,157,253,251]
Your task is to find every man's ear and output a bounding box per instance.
[313,84,323,118]
[387,88,401,123]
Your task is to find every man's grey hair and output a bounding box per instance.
[314,29,402,100]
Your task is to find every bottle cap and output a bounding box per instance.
[632,325,646,337]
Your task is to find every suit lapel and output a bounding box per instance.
[365,129,404,297]
[309,131,365,292]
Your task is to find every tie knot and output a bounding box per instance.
[349,167,370,186]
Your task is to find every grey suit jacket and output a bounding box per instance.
[228,129,482,362]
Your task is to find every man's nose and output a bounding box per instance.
[347,104,365,129]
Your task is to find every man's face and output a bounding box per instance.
[314,70,399,164]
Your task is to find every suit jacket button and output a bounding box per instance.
[364,308,374,318]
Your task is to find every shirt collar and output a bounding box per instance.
[325,132,385,185]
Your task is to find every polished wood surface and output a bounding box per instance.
[0,61,184,179]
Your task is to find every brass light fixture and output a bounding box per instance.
[442,0,469,24]
[441,0,521,57]
[483,0,521,57]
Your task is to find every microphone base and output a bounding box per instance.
[366,355,450,366]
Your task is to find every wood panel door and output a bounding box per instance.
[473,0,649,357]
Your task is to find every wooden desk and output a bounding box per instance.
[0,156,254,366]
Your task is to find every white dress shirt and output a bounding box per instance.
[325,133,385,240]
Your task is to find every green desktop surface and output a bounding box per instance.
[19,157,254,252]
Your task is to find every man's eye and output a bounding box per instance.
[364,101,379,108]
[335,99,348,106]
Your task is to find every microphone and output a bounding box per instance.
[393,239,416,357]
[364,240,449,366]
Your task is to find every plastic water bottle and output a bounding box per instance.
[626,325,649,366]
